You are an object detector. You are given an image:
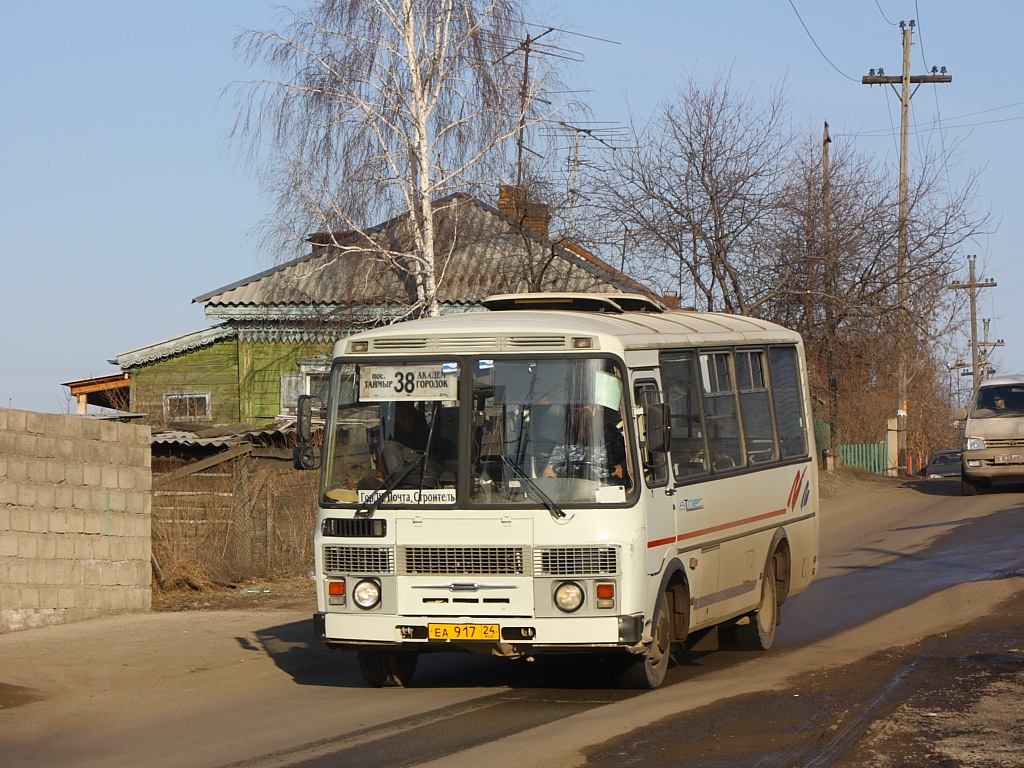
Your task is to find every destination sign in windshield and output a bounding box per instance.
[358,363,458,401]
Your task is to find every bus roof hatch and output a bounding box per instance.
[482,293,666,314]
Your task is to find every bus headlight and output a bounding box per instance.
[965,437,986,451]
[352,579,381,609]
[554,582,584,613]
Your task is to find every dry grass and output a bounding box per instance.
[151,456,318,594]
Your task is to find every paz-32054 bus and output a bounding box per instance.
[293,293,818,689]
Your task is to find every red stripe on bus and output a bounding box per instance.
[647,508,788,548]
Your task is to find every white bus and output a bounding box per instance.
[294,293,819,689]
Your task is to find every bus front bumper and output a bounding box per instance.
[313,611,642,651]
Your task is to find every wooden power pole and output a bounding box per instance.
[950,255,998,395]
[862,19,951,474]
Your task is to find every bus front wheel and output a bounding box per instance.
[357,647,419,688]
[617,592,672,689]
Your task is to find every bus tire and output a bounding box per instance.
[617,591,672,689]
[723,561,778,651]
[357,647,418,688]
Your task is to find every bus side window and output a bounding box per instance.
[769,347,807,459]
[736,350,777,464]
[660,351,709,479]
[699,351,745,471]
[633,382,668,487]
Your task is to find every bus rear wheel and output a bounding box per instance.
[617,592,671,689]
[722,563,778,651]
[357,647,419,688]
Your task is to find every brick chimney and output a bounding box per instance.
[497,185,550,238]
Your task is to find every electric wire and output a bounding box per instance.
[786,0,859,82]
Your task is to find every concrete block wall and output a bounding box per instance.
[0,408,152,633]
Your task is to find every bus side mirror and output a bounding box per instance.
[297,394,313,443]
[645,403,670,454]
[952,407,968,421]
[293,394,320,470]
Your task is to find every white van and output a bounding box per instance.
[955,375,1024,495]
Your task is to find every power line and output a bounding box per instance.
[786,0,859,82]
[840,111,1024,139]
[874,0,899,25]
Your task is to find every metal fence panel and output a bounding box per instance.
[840,443,887,475]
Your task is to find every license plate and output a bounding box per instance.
[994,455,1022,464]
[428,623,500,641]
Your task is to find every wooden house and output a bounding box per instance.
[107,188,659,427]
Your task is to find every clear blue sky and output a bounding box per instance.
[2,1,1020,414]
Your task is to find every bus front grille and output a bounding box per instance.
[323,545,394,574]
[400,546,526,575]
[535,546,619,576]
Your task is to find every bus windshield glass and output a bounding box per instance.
[320,361,461,506]
[318,357,633,507]
[471,357,632,505]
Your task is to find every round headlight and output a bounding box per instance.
[554,581,584,613]
[352,579,381,609]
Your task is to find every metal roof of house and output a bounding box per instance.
[115,325,236,369]
[193,195,658,320]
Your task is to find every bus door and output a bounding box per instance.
[659,349,721,624]
[631,373,674,576]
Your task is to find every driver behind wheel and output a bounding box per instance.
[541,404,628,486]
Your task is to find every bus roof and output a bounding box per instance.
[334,294,801,357]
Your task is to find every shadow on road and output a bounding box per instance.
[902,477,1024,497]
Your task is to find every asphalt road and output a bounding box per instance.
[1,472,1022,768]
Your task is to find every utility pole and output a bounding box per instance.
[862,19,951,474]
[950,255,997,396]
[979,318,1005,379]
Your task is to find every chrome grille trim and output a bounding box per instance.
[400,546,527,575]
[985,437,1024,448]
[323,545,394,574]
[534,546,619,576]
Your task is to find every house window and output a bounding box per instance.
[164,392,211,421]
[281,362,331,415]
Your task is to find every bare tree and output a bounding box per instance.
[585,70,797,314]
[575,70,990,458]
[231,0,570,317]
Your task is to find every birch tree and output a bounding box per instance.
[231,0,566,317]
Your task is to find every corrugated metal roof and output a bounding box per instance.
[116,325,235,368]
[193,195,657,319]
[150,421,296,448]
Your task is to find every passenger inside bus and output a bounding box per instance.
[540,404,629,486]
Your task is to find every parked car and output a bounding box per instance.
[922,449,962,478]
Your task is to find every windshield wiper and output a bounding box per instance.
[354,461,422,519]
[499,454,565,520]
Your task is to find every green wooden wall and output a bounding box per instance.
[238,340,332,424]
[130,338,241,425]
[129,337,333,427]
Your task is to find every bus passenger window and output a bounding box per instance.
[700,352,745,471]
[736,350,777,464]
[769,347,807,458]
[660,351,709,478]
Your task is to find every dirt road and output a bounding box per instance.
[1,471,1022,768]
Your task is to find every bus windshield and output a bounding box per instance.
[319,357,633,507]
